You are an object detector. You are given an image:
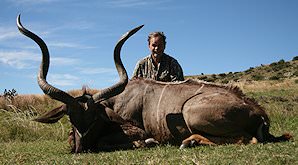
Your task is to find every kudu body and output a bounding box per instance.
[17,15,292,153]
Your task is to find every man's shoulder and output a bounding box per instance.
[137,55,151,65]
[163,53,178,63]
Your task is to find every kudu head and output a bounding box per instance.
[17,14,143,152]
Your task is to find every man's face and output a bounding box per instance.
[149,36,165,58]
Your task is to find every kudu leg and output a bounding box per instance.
[180,134,216,149]
[180,132,258,149]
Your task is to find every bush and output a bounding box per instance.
[205,77,215,82]
[269,60,290,72]
[244,67,254,73]
[251,74,264,81]
[269,72,286,80]
[292,56,298,61]
[221,79,229,84]
[197,76,207,81]
[218,73,226,77]
[269,76,280,80]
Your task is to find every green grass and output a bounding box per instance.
[0,141,296,164]
[0,81,297,164]
[186,59,298,83]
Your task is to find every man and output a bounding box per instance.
[132,32,184,82]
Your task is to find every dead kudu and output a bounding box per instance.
[17,15,292,153]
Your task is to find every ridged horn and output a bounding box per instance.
[92,25,144,102]
[17,14,75,104]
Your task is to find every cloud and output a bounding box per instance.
[0,51,39,69]
[48,73,80,86]
[48,42,96,49]
[105,0,171,8]
[106,0,149,7]
[0,50,81,69]
[50,57,79,66]
[77,67,117,75]
[0,27,20,41]
[7,0,59,6]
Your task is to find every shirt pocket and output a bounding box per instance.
[159,70,170,81]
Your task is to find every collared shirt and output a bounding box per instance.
[132,53,184,82]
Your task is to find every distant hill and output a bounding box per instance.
[185,56,298,84]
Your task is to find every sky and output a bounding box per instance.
[0,0,297,94]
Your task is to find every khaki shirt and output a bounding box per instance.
[133,54,184,82]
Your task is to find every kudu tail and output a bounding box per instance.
[258,116,293,143]
[265,132,293,143]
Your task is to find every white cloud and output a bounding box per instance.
[0,51,39,69]
[106,0,149,7]
[77,67,117,75]
[7,0,59,6]
[0,50,81,69]
[51,57,79,66]
[48,73,79,86]
[0,27,20,41]
[105,0,171,8]
[48,42,96,49]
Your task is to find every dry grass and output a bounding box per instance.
[0,88,101,142]
[0,94,58,113]
[0,88,100,113]
[234,78,298,93]
[0,105,69,142]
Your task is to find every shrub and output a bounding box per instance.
[251,74,264,81]
[269,60,290,72]
[244,67,254,73]
[292,56,298,61]
[2,89,18,103]
[205,77,215,82]
[269,76,280,80]
[221,79,229,84]
[218,73,226,77]
[198,76,208,80]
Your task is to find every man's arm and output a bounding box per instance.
[170,59,184,81]
[132,60,143,78]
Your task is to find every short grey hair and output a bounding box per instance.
[147,32,166,46]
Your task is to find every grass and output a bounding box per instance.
[186,58,298,84]
[0,80,297,164]
[0,106,69,142]
[0,141,296,164]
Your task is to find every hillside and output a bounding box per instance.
[186,56,298,84]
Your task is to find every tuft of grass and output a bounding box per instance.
[0,105,70,142]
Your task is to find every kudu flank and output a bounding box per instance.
[17,14,292,152]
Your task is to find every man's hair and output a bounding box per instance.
[147,32,167,46]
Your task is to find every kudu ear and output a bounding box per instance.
[103,106,126,125]
[33,105,67,123]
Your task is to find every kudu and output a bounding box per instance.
[17,15,156,153]
[17,15,292,153]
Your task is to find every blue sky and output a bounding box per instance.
[0,0,297,94]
